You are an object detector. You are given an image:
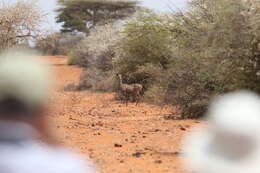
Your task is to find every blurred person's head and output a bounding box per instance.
[0,49,54,143]
[183,91,260,173]
[0,49,97,173]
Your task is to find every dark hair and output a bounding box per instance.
[0,96,34,117]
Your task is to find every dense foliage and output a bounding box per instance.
[69,0,259,119]
[114,12,174,91]
[167,0,260,118]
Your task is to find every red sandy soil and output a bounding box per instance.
[47,56,201,173]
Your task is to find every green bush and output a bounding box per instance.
[68,51,81,65]
[166,0,260,118]
[115,11,175,88]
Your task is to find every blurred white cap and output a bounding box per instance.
[0,49,52,110]
[208,91,260,136]
[183,91,260,173]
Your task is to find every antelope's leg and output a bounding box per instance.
[135,93,140,106]
[125,95,127,106]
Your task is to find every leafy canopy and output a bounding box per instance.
[56,0,139,33]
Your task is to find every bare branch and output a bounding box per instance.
[0,0,44,50]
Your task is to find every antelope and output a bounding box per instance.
[117,74,143,106]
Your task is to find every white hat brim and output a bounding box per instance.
[183,127,260,173]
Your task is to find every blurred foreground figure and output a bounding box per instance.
[183,91,260,173]
[0,50,96,173]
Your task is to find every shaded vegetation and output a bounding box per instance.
[68,0,259,119]
[36,32,85,55]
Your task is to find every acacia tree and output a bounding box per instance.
[56,0,139,33]
[0,0,44,51]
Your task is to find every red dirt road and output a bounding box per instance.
[48,56,200,173]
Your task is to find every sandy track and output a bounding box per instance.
[47,56,200,173]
